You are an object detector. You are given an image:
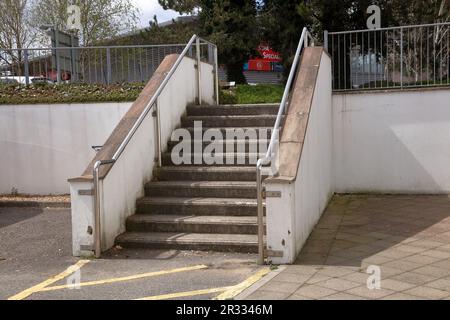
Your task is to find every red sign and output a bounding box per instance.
[257,44,282,63]
[248,60,272,71]
[245,43,282,71]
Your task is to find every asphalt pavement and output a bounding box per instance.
[0,207,265,300]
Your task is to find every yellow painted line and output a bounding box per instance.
[214,268,271,300]
[136,286,231,300]
[8,260,90,300]
[39,264,208,292]
[135,267,271,301]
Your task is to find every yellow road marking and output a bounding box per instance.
[136,287,231,300]
[214,268,271,300]
[135,267,271,301]
[8,260,90,300]
[39,264,208,292]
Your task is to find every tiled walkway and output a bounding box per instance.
[244,195,450,300]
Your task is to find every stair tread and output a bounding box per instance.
[168,139,270,143]
[183,115,277,119]
[146,181,256,188]
[138,197,258,206]
[157,166,257,172]
[162,152,266,156]
[128,214,258,225]
[193,104,279,108]
[184,127,273,130]
[117,232,259,245]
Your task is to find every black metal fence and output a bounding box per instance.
[326,22,450,91]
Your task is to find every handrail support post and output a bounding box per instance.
[155,100,162,167]
[196,37,202,105]
[214,45,220,105]
[93,159,115,258]
[256,162,265,265]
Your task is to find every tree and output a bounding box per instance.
[159,0,259,83]
[136,16,200,45]
[259,1,312,79]
[0,0,38,73]
[30,0,139,46]
[291,0,449,88]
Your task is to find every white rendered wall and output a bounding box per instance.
[0,102,131,195]
[333,89,450,194]
[70,57,215,256]
[266,52,334,264]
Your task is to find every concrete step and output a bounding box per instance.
[136,197,263,216]
[167,139,270,153]
[161,152,267,166]
[126,214,261,234]
[116,232,259,253]
[145,181,257,198]
[187,104,279,116]
[181,115,277,128]
[155,166,258,181]
[183,127,274,137]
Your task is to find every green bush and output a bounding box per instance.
[0,82,284,106]
[219,89,238,105]
[0,83,144,105]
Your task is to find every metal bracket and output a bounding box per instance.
[264,249,284,258]
[78,189,94,196]
[264,191,282,198]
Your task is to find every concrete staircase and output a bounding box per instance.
[116,104,278,253]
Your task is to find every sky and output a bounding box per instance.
[132,0,182,27]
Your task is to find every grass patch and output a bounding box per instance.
[220,84,283,105]
[0,83,144,105]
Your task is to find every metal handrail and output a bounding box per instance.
[92,34,218,258]
[256,27,314,265]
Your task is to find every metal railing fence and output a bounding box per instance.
[326,22,450,91]
[0,42,216,85]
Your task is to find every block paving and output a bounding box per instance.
[244,195,450,300]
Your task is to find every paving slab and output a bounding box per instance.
[239,195,450,300]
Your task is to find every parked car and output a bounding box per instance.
[30,77,54,84]
[0,76,54,85]
[0,78,20,84]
